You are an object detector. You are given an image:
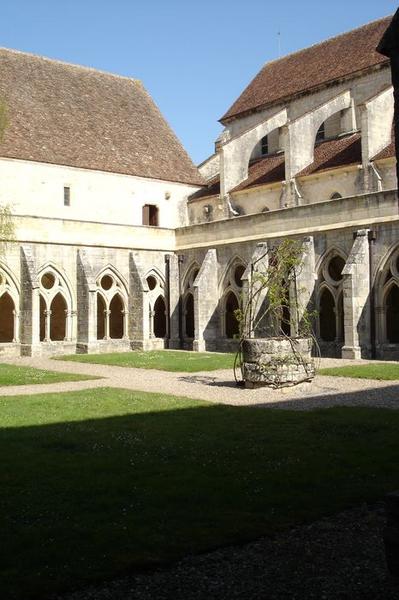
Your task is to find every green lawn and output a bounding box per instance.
[320,363,399,380]
[2,388,399,598]
[56,349,235,372]
[0,363,97,386]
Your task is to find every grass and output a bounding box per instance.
[2,387,399,598]
[320,363,399,380]
[56,349,235,372]
[0,363,97,387]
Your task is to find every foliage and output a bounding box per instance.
[320,363,399,380]
[236,239,313,339]
[2,387,399,598]
[234,240,318,385]
[56,349,235,372]
[0,363,98,386]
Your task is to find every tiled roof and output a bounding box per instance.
[188,175,220,202]
[297,134,362,177]
[188,152,286,202]
[232,153,285,192]
[0,48,204,185]
[373,128,396,161]
[221,17,391,123]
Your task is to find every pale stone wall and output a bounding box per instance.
[0,157,200,229]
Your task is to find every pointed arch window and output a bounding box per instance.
[38,268,72,342]
[96,270,128,341]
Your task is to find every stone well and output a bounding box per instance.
[242,337,315,388]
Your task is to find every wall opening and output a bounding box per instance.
[225,291,239,339]
[185,293,194,338]
[49,293,67,341]
[153,295,166,338]
[39,295,46,342]
[97,294,106,340]
[0,292,14,342]
[142,204,159,226]
[386,285,399,343]
[320,288,336,341]
[109,294,124,339]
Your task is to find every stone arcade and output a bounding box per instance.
[0,16,398,360]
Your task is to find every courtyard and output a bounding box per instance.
[1,351,399,599]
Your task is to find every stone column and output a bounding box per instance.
[76,249,98,353]
[166,254,180,349]
[246,242,269,337]
[129,252,150,350]
[292,236,316,336]
[193,249,219,352]
[44,309,51,342]
[20,245,41,356]
[341,229,370,359]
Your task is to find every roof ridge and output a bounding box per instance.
[259,15,392,72]
[0,46,141,84]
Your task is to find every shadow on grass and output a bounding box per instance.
[1,387,399,598]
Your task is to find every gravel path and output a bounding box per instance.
[56,503,398,600]
[2,356,399,411]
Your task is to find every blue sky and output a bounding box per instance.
[1,0,397,164]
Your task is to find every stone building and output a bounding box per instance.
[0,15,397,359]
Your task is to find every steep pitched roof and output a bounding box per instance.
[221,17,391,123]
[0,48,204,185]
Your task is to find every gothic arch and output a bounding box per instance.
[182,262,200,292]
[375,246,399,347]
[95,268,128,341]
[223,290,240,339]
[219,256,247,293]
[37,265,73,342]
[0,263,20,344]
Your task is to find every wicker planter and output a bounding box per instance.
[242,337,315,388]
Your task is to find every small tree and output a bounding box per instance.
[234,239,318,387]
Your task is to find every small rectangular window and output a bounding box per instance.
[64,186,71,206]
[142,204,159,226]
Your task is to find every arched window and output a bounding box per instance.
[220,259,246,339]
[330,192,343,200]
[182,264,199,340]
[96,270,128,340]
[317,251,346,350]
[319,288,336,341]
[225,291,239,339]
[0,268,19,344]
[50,293,67,341]
[38,267,72,342]
[0,292,15,342]
[109,294,124,339]
[153,295,166,339]
[145,270,167,341]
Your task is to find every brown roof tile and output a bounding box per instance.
[232,153,285,192]
[188,175,220,202]
[298,133,362,177]
[0,48,204,185]
[221,17,391,123]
